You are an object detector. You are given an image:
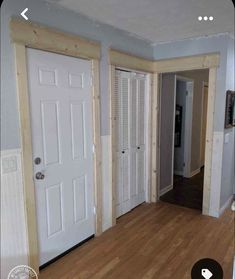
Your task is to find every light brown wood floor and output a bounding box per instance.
[39,202,234,279]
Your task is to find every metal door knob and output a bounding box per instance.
[35,172,45,180]
[34,157,41,165]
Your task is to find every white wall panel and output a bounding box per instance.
[1,149,29,279]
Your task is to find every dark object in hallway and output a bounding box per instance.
[160,170,204,210]
[174,104,183,147]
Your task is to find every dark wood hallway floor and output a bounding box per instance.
[160,169,204,210]
[38,202,234,279]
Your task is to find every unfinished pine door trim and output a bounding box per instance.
[10,18,102,274]
[109,49,155,73]
[200,81,209,167]
[153,53,220,73]
[155,55,219,215]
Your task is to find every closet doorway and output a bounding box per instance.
[114,69,149,218]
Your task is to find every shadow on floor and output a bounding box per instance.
[160,169,204,211]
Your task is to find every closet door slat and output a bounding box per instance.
[121,77,130,151]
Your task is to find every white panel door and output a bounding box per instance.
[115,70,146,218]
[27,48,95,265]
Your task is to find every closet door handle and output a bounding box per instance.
[122,151,125,154]
[137,147,140,150]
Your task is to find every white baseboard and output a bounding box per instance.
[160,185,173,196]
[189,168,201,178]
[219,195,234,216]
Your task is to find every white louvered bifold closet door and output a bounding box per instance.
[115,70,146,218]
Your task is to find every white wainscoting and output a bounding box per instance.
[101,135,112,232]
[1,149,29,279]
[209,132,224,218]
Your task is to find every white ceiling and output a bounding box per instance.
[47,0,234,43]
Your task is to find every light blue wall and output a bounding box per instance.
[0,0,154,150]
[154,35,235,210]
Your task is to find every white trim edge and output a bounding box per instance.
[160,185,173,196]
[189,168,201,178]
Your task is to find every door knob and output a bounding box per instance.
[122,151,125,154]
[35,172,45,180]
[34,157,41,165]
[137,147,140,149]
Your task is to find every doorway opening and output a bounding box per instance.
[159,69,209,211]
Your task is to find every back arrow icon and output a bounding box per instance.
[21,8,29,20]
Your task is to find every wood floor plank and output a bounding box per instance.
[39,202,234,279]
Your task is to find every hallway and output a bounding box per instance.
[160,169,204,211]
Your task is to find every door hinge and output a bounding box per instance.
[92,144,95,153]
[93,206,96,215]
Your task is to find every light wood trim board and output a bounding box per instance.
[202,67,217,215]
[150,73,159,202]
[109,65,117,226]
[154,53,220,73]
[92,60,103,235]
[14,43,39,273]
[109,49,154,73]
[10,18,100,60]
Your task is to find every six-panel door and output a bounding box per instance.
[27,48,95,265]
